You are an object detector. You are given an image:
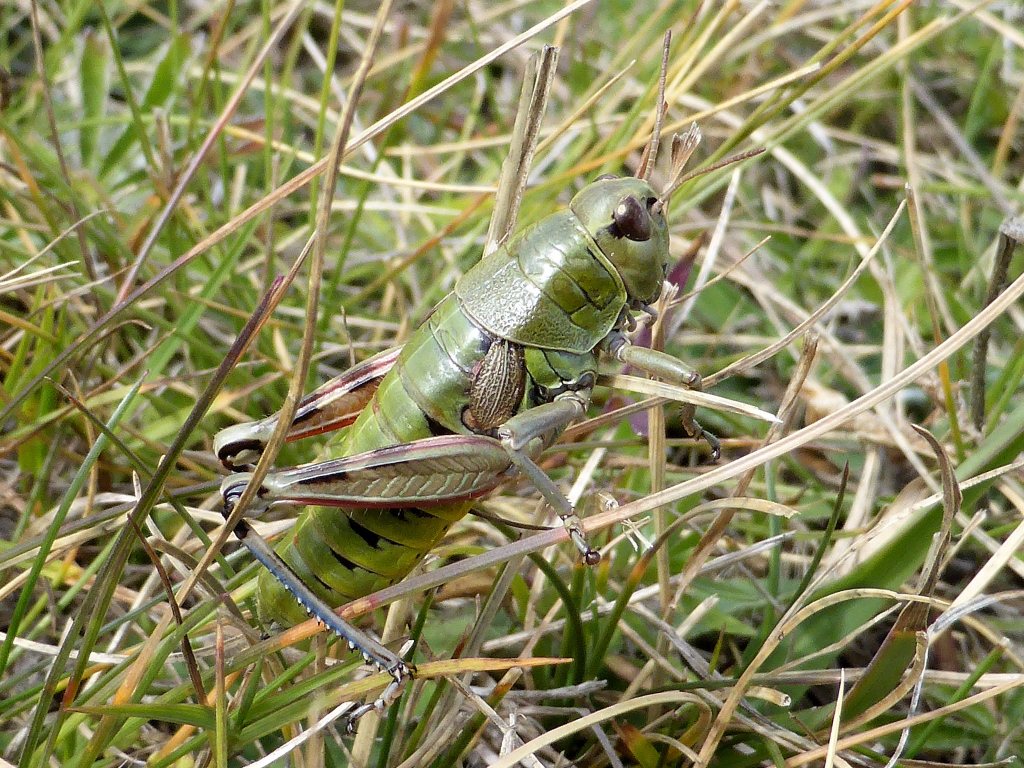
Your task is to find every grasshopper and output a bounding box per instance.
[214,120,722,721]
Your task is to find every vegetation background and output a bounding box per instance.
[1,0,1023,766]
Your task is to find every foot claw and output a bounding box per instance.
[341,667,410,733]
[682,416,720,462]
[699,427,721,461]
[569,529,601,565]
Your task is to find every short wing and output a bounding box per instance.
[215,346,402,470]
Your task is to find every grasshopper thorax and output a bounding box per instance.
[569,176,670,308]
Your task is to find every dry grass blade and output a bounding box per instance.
[636,30,672,182]
[970,217,1023,431]
[600,373,780,423]
[659,144,766,214]
[484,45,559,256]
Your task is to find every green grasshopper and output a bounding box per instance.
[214,123,721,721]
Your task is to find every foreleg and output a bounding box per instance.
[603,333,720,460]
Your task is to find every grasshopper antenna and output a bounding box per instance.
[637,30,672,181]
[653,128,765,214]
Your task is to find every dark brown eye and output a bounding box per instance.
[612,195,651,241]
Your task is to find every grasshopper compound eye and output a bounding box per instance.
[611,195,652,242]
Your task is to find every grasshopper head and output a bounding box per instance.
[569,176,670,307]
